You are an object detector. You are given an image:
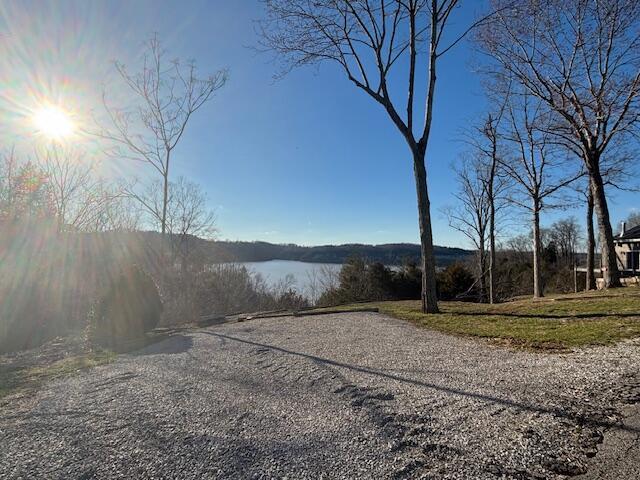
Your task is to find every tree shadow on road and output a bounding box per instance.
[201,331,640,434]
[130,333,193,356]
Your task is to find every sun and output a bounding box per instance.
[33,105,75,140]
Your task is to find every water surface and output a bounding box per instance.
[242,260,341,299]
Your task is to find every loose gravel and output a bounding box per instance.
[1,312,640,479]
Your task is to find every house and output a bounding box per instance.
[614,222,640,276]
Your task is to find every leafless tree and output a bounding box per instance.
[444,156,491,301]
[549,216,582,267]
[91,187,142,232]
[166,176,217,266]
[500,91,583,298]
[259,0,501,313]
[0,149,53,221]
[627,211,640,229]
[478,0,640,288]
[36,146,127,232]
[306,264,341,305]
[462,104,511,303]
[0,147,19,217]
[127,176,216,267]
[100,35,227,237]
[502,234,531,263]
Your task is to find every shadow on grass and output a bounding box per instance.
[444,311,640,320]
[203,331,640,434]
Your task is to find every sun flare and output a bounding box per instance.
[33,105,75,140]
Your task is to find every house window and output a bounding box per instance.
[628,251,640,271]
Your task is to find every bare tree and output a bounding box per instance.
[0,147,19,218]
[549,216,582,267]
[36,146,127,232]
[463,104,510,303]
[0,149,53,222]
[481,114,500,304]
[627,211,640,229]
[100,35,227,237]
[444,156,491,301]
[503,234,531,263]
[306,264,341,305]
[478,0,640,288]
[500,91,583,298]
[91,187,142,232]
[127,176,216,266]
[166,176,217,266]
[260,1,500,313]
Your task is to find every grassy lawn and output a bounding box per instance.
[0,351,115,400]
[317,288,640,351]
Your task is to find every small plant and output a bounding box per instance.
[89,265,163,349]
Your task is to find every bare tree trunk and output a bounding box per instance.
[488,193,496,304]
[532,203,543,298]
[413,149,439,313]
[478,237,486,302]
[161,168,169,236]
[589,168,621,288]
[585,186,596,291]
[160,162,170,275]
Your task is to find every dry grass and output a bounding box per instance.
[0,351,115,400]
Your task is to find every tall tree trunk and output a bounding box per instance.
[160,160,170,278]
[413,149,439,313]
[161,171,169,236]
[589,167,621,288]
[478,241,486,302]
[532,203,543,298]
[488,197,496,304]
[585,186,596,291]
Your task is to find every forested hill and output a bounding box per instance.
[209,240,471,266]
[83,232,471,267]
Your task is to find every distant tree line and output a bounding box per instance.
[209,241,471,266]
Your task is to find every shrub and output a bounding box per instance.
[317,257,422,306]
[191,264,309,317]
[436,263,475,300]
[89,265,163,349]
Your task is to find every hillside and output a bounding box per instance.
[62,231,472,267]
[208,240,471,266]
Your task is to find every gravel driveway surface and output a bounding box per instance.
[2,312,640,479]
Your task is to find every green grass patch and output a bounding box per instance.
[0,351,115,399]
[311,288,640,351]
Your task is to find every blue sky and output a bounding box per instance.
[0,0,637,248]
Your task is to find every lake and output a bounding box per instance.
[241,260,341,299]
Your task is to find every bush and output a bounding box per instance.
[436,263,475,300]
[318,257,422,305]
[191,264,309,317]
[89,265,163,349]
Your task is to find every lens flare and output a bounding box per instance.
[33,105,75,140]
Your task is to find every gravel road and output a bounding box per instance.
[2,312,640,479]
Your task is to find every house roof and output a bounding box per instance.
[615,224,640,241]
